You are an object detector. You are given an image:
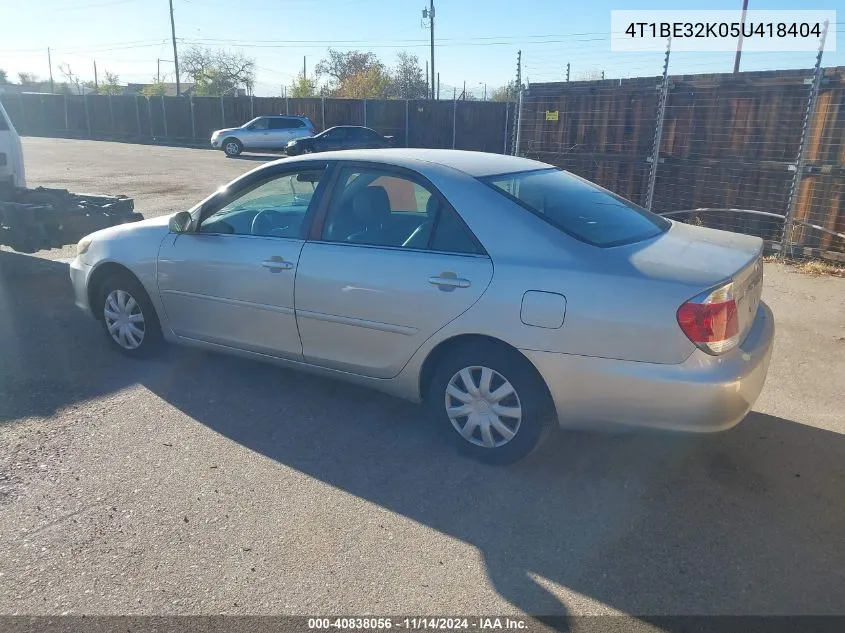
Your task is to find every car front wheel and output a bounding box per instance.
[98,273,163,357]
[428,343,553,464]
[222,138,243,157]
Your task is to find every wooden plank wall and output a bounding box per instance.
[521,68,845,253]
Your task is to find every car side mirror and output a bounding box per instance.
[169,211,194,233]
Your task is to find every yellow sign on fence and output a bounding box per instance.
[545,110,560,121]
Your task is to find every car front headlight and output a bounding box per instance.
[77,236,92,257]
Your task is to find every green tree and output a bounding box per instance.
[316,49,385,96]
[289,72,317,97]
[99,71,123,95]
[181,45,255,96]
[336,66,391,99]
[140,81,167,97]
[491,80,522,102]
[388,51,427,99]
[0,69,8,84]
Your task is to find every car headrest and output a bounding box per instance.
[426,195,441,216]
[518,179,546,212]
[352,186,391,224]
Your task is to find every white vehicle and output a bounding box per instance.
[0,101,26,188]
[0,101,142,253]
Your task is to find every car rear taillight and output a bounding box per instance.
[677,282,739,355]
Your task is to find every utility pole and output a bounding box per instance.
[425,60,429,98]
[93,60,98,91]
[157,59,161,83]
[303,56,306,79]
[733,0,749,73]
[516,50,522,89]
[462,80,466,100]
[566,62,570,82]
[422,0,435,99]
[47,48,54,93]
[169,0,180,96]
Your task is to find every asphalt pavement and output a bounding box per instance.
[1,138,844,619]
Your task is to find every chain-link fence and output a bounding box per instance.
[514,44,844,262]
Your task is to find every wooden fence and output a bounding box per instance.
[519,67,845,257]
[0,93,514,155]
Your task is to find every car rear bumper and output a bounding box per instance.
[521,301,775,432]
[69,257,93,316]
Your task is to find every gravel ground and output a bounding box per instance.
[1,138,844,618]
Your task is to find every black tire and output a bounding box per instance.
[426,343,554,465]
[97,271,163,358]
[222,137,243,157]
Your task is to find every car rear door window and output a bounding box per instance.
[269,118,293,130]
[482,168,669,247]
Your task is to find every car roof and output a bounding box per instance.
[277,148,550,177]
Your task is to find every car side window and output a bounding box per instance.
[251,118,269,130]
[269,118,292,130]
[199,168,324,239]
[326,128,347,140]
[321,167,477,253]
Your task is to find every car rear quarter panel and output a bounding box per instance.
[413,164,698,366]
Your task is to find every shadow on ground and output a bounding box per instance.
[227,152,288,162]
[2,250,844,622]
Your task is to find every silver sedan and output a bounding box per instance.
[70,149,774,464]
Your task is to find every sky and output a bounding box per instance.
[1,0,842,98]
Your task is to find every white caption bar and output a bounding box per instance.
[611,10,836,52]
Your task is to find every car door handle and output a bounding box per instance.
[429,273,471,290]
[261,256,294,272]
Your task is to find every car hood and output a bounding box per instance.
[288,135,315,144]
[213,127,240,136]
[617,220,763,287]
[88,212,172,242]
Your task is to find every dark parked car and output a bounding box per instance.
[285,126,393,156]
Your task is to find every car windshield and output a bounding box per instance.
[482,168,669,247]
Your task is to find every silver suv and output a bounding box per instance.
[211,116,317,157]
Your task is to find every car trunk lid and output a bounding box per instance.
[620,220,764,346]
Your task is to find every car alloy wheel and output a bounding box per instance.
[224,141,241,156]
[103,289,145,350]
[444,365,522,449]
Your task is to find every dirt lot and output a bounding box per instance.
[1,138,844,619]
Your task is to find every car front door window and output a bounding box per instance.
[200,169,324,239]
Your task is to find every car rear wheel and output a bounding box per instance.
[222,138,243,157]
[98,272,163,357]
[427,343,553,464]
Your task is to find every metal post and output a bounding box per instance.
[781,20,829,254]
[514,89,523,156]
[250,94,254,119]
[161,96,168,139]
[645,37,671,211]
[134,96,142,136]
[84,93,91,137]
[363,99,367,127]
[220,95,225,126]
[321,96,326,131]
[285,97,289,115]
[64,93,69,132]
[452,97,457,149]
[405,99,409,147]
[40,96,46,135]
[147,97,153,138]
[108,94,114,137]
[190,94,196,139]
[503,102,509,154]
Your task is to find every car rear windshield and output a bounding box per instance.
[481,168,670,247]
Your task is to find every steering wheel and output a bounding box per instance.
[251,209,288,236]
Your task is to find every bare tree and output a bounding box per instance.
[57,64,82,94]
[180,46,255,96]
[0,69,8,84]
[18,72,39,85]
